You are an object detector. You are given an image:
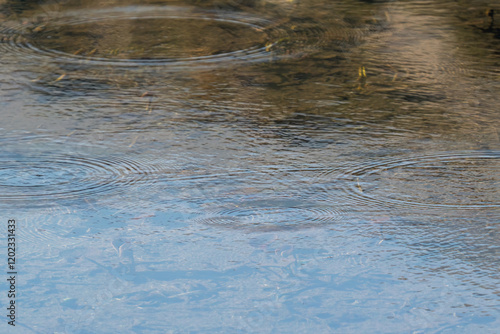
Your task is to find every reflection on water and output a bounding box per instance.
[332,152,500,209]
[1,5,279,67]
[0,0,499,332]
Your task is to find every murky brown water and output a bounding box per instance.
[1,0,499,332]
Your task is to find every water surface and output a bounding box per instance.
[0,0,499,332]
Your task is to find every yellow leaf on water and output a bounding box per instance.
[55,74,66,82]
[265,42,273,52]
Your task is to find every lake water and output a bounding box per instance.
[0,0,499,333]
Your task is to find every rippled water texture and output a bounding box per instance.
[0,0,499,333]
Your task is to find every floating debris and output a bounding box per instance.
[54,74,66,82]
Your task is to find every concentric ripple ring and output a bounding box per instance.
[338,151,500,210]
[0,6,293,68]
[0,152,161,204]
[196,199,346,231]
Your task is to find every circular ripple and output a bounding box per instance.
[196,199,345,232]
[338,152,500,210]
[0,6,294,68]
[0,152,162,205]
[17,207,84,255]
